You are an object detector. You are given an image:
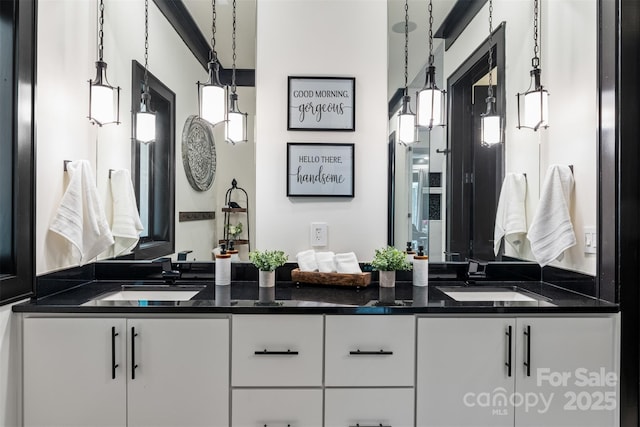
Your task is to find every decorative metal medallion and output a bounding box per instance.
[182,115,216,191]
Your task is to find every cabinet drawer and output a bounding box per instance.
[232,389,322,426]
[325,315,414,386]
[325,388,414,427]
[232,315,323,386]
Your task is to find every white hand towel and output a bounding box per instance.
[296,249,318,272]
[494,173,527,256]
[110,169,144,256]
[315,251,336,273]
[334,252,362,274]
[528,165,577,266]
[50,160,114,264]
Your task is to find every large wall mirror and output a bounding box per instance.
[388,0,599,278]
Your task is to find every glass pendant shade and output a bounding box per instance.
[198,61,227,126]
[520,87,549,130]
[416,67,445,128]
[397,95,417,144]
[226,94,248,144]
[136,104,156,144]
[481,115,501,146]
[88,61,120,126]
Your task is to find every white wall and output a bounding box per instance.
[36,0,255,274]
[0,302,22,427]
[255,0,388,262]
[442,0,597,275]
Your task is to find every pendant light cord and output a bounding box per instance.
[487,0,494,98]
[532,0,540,69]
[427,0,434,67]
[210,0,218,63]
[403,0,409,93]
[231,0,237,94]
[97,0,104,61]
[144,0,149,89]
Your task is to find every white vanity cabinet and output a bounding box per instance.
[23,316,229,427]
[232,389,323,426]
[324,315,415,427]
[416,315,620,427]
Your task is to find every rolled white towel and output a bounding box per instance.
[296,249,318,272]
[315,251,336,273]
[334,252,362,274]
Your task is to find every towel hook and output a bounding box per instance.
[568,165,574,174]
[109,169,115,179]
[63,160,71,171]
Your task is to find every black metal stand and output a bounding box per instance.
[221,179,250,251]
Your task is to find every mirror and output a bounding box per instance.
[388,0,598,276]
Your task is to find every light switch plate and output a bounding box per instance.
[584,226,597,254]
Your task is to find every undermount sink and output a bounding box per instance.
[437,286,546,303]
[90,285,205,302]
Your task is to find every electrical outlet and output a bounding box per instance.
[310,222,328,247]
[584,226,597,254]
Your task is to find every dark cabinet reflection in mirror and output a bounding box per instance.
[130,60,176,260]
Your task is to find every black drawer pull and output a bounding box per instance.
[523,325,531,377]
[505,325,512,377]
[349,424,391,427]
[254,349,299,355]
[263,424,291,427]
[349,349,393,355]
[111,327,119,380]
[131,326,139,380]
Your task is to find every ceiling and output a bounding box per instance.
[181,0,456,103]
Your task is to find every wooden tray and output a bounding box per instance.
[291,268,371,287]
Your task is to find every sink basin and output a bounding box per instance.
[91,285,205,302]
[437,286,545,302]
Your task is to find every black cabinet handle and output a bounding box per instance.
[263,424,291,427]
[349,349,393,355]
[131,327,139,380]
[523,325,531,377]
[505,325,512,377]
[111,327,119,380]
[349,424,391,427]
[254,349,299,355]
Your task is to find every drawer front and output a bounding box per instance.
[325,315,415,386]
[232,389,322,427]
[232,315,323,386]
[325,388,414,427]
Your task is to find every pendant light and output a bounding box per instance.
[416,0,446,129]
[135,0,156,144]
[197,0,227,127]
[480,0,501,146]
[516,0,549,130]
[397,0,417,145]
[226,0,248,144]
[88,0,120,126]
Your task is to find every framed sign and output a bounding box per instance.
[287,143,354,197]
[288,76,355,131]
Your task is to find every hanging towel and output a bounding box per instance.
[110,169,144,256]
[296,249,318,272]
[527,165,576,266]
[50,160,114,264]
[334,252,362,274]
[494,173,528,256]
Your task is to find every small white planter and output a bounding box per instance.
[378,270,396,288]
[259,270,276,288]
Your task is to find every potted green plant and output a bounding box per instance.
[249,249,288,287]
[371,246,412,288]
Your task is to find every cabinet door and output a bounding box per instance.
[23,317,127,427]
[232,315,323,386]
[127,318,229,427]
[325,388,414,427]
[515,316,619,427]
[325,315,414,387]
[416,317,516,427]
[232,389,322,427]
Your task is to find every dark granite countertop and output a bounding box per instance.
[12,279,619,314]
